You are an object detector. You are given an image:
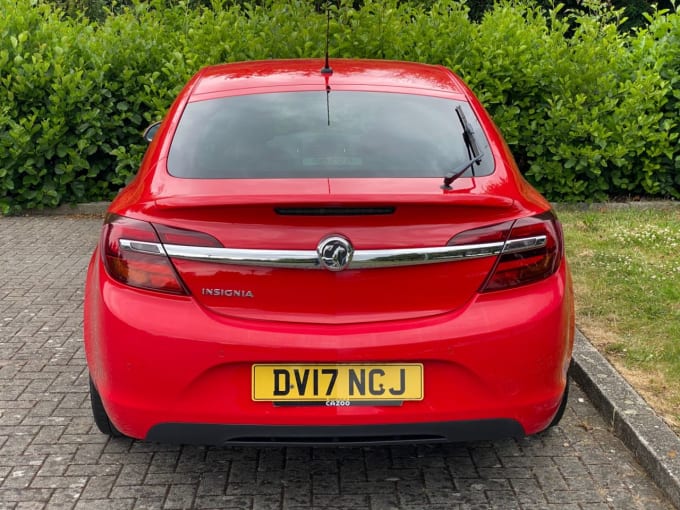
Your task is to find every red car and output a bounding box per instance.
[84,59,574,445]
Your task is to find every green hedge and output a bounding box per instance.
[49,0,678,31]
[1,0,678,213]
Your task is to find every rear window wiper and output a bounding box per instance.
[441,153,484,190]
[441,105,483,190]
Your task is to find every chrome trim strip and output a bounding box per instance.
[118,235,547,269]
[119,239,165,255]
[350,243,505,268]
[163,244,318,269]
[503,235,546,254]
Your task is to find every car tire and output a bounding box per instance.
[548,376,570,428]
[89,376,124,438]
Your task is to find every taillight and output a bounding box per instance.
[449,211,563,292]
[483,211,563,291]
[101,214,221,294]
[154,223,223,248]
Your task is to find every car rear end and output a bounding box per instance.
[84,59,574,445]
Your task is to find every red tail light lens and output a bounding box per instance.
[153,223,222,248]
[483,211,563,291]
[449,211,563,292]
[101,214,187,294]
[448,220,514,246]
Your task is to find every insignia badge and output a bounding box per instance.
[317,235,353,272]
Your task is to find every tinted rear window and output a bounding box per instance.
[167,91,494,179]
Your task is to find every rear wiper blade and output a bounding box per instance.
[455,105,480,165]
[441,152,484,190]
[441,105,483,190]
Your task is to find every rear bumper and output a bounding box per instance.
[84,250,574,443]
[146,420,525,447]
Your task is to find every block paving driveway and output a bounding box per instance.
[0,216,674,509]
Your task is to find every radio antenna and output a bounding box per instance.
[320,1,333,75]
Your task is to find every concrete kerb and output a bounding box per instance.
[24,200,680,508]
[572,330,680,509]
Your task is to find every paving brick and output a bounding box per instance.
[163,484,197,509]
[2,466,40,489]
[15,502,46,510]
[339,480,394,494]
[28,476,87,490]
[226,460,257,484]
[74,499,134,510]
[80,474,116,499]
[337,459,366,482]
[282,481,311,507]
[486,489,520,509]
[36,455,71,478]
[0,214,675,510]
[227,480,282,496]
[133,498,166,510]
[253,493,283,510]
[0,488,53,504]
[311,494,368,508]
[509,478,548,505]
[45,487,81,509]
[116,464,149,486]
[366,467,418,482]
[174,448,208,474]
[195,473,227,496]
[193,495,252,509]
[393,479,429,506]
[108,485,167,501]
[310,472,339,495]
[448,456,479,478]
[367,493,399,510]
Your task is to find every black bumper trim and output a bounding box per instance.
[145,419,526,447]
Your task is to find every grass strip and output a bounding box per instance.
[557,204,680,431]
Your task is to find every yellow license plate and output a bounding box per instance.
[252,364,423,402]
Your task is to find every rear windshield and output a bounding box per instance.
[167,91,494,179]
